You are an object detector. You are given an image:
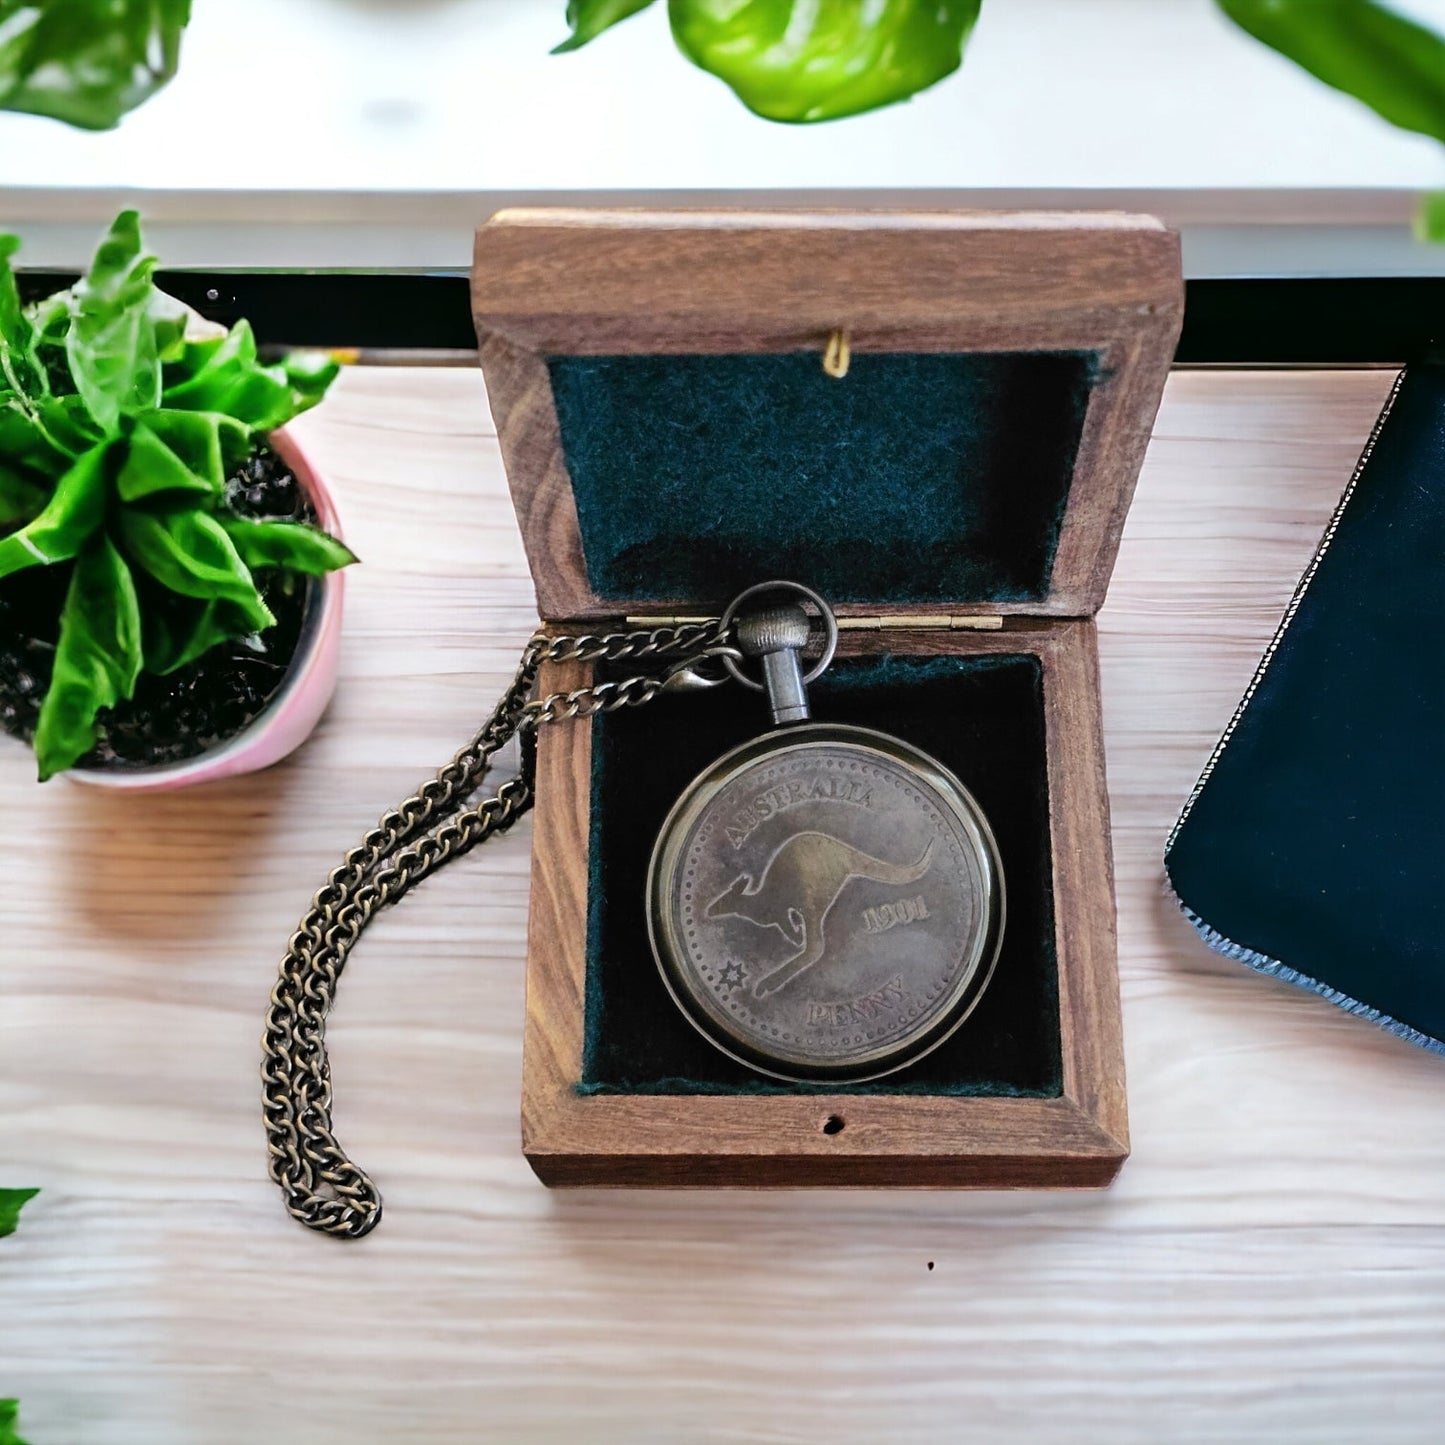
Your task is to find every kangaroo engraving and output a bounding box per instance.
[704,832,936,998]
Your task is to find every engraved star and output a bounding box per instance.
[717,960,746,992]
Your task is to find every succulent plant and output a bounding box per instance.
[0,210,354,779]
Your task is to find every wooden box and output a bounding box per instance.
[472,209,1182,1188]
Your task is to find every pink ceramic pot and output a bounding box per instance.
[70,427,345,792]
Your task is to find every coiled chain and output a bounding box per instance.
[260,618,730,1238]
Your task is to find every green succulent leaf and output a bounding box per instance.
[280,350,342,414]
[119,505,275,634]
[143,595,253,674]
[117,419,216,502]
[153,407,248,483]
[33,536,143,778]
[0,463,46,528]
[162,325,260,395]
[116,410,246,502]
[0,399,70,483]
[0,440,109,580]
[0,402,39,461]
[219,515,357,576]
[0,1186,39,1239]
[33,393,105,458]
[0,0,192,131]
[162,321,295,430]
[668,0,981,123]
[65,209,163,435]
[1218,0,1445,146]
[25,286,71,349]
[148,287,190,362]
[0,233,44,403]
[0,1397,31,1445]
[160,328,229,387]
[232,371,299,430]
[554,0,658,52]
[21,287,72,401]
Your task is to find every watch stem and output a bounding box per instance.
[738,602,813,725]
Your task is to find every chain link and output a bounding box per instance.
[261,619,729,1238]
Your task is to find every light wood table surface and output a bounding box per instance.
[3,366,1442,1444]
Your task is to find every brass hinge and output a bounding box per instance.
[625,613,1004,632]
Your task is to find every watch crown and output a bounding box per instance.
[737,603,812,659]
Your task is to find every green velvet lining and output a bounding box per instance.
[547,352,1096,606]
[581,653,1062,1097]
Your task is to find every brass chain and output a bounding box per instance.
[260,618,731,1238]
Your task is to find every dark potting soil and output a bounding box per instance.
[0,440,319,771]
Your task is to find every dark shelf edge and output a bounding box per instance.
[14,272,1445,365]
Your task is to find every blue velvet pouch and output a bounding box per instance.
[1165,363,1445,1053]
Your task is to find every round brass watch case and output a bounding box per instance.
[647,722,1006,1083]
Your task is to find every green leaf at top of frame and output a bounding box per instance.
[553,0,658,52]
[0,0,192,131]
[1218,0,1445,146]
[668,0,982,123]
[0,1396,32,1445]
[66,209,163,435]
[34,535,145,778]
[0,1186,39,1239]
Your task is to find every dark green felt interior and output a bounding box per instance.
[581,653,1061,1096]
[547,352,1097,606]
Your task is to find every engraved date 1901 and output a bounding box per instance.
[861,894,930,934]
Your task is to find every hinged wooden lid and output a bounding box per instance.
[472,209,1182,623]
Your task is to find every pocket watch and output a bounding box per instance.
[647,581,1005,1084]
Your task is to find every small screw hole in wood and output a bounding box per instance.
[822,1115,845,1136]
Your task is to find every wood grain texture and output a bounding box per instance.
[472,209,1182,620]
[523,625,1127,1189]
[4,366,1444,1445]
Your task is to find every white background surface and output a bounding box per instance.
[1,0,1443,194]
